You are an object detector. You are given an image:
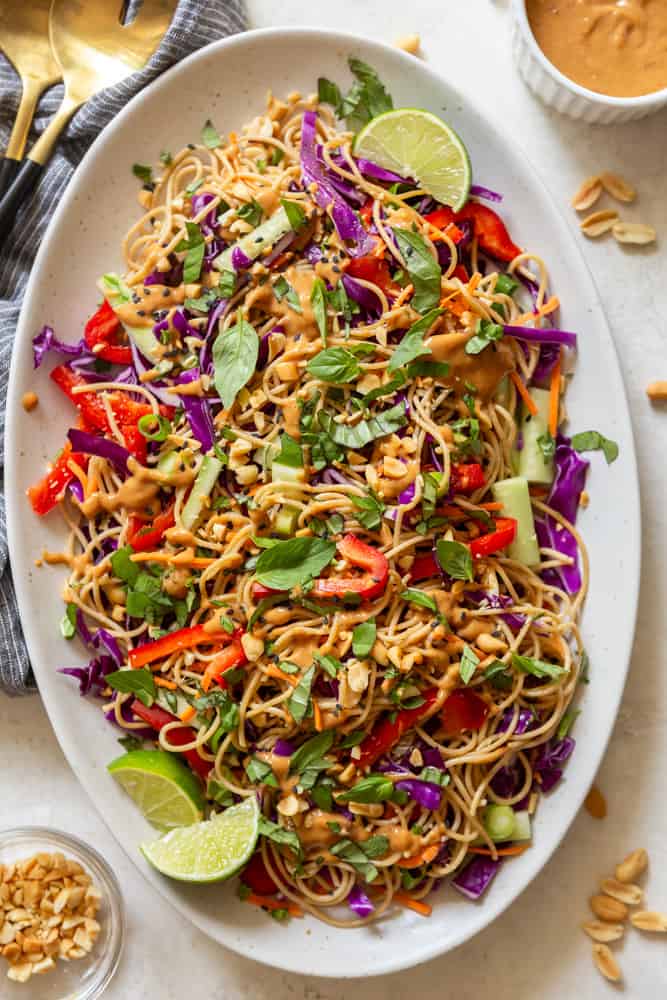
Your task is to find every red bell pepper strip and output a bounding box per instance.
[128,503,176,552]
[359,197,374,228]
[203,639,247,691]
[129,698,211,781]
[241,852,279,896]
[345,255,399,296]
[450,462,485,495]
[358,687,441,769]
[409,551,439,583]
[50,364,156,434]
[84,300,132,366]
[27,442,89,515]
[424,203,521,263]
[128,624,230,669]
[311,534,389,602]
[452,263,469,282]
[252,582,281,601]
[440,689,489,734]
[469,517,517,560]
[120,423,147,464]
[424,208,465,244]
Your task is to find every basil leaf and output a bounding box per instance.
[436,539,473,581]
[255,537,335,590]
[317,77,344,113]
[351,491,385,530]
[106,668,155,707]
[338,729,365,748]
[281,198,307,231]
[465,319,504,356]
[207,779,234,807]
[337,775,393,803]
[273,275,302,313]
[402,587,438,612]
[329,838,381,882]
[118,734,143,752]
[60,603,77,640]
[217,269,236,299]
[557,707,580,740]
[274,432,303,468]
[307,347,361,383]
[360,370,406,405]
[290,731,334,775]
[407,359,451,379]
[185,178,204,196]
[537,431,556,461]
[495,273,519,296]
[388,308,444,372]
[245,756,278,787]
[201,118,221,149]
[313,652,342,678]
[175,222,205,283]
[342,58,394,131]
[111,545,140,586]
[132,163,153,186]
[318,401,407,449]
[212,313,259,409]
[237,199,263,227]
[310,278,329,345]
[287,664,316,723]
[352,620,376,658]
[511,652,567,680]
[360,834,389,859]
[484,659,513,690]
[571,430,619,465]
[160,151,172,166]
[258,815,303,858]
[459,644,479,685]
[393,229,441,314]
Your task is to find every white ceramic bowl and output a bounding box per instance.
[511,0,667,123]
[5,27,640,977]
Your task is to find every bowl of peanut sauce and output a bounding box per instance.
[511,0,667,123]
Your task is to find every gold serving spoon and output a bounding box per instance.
[0,0,177,245]
[0,0,61,197]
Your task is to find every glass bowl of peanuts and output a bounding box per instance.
[0,827,124,998]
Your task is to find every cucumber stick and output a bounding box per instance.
[99,273,167,368]
[518,388,554,485]
[479,805,531,844]
[492,476,540,567]
[182,456,223,530]
[214,207,292,272]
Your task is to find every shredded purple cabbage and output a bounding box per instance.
[231,246,253,271]
[320,467,355,487]
[534,736,576,794]
[341,274,383,317]
[470,184,503,203]
[467,590,526,632]
[300,110,374,256]
[144,255,183,287]
[347,884,375,918]
[531,343,561,387]
[191,192,218,236]
[535,515,582,593]
[548,434,589,524]
[395,778,443,811]
[273,739,294,757]
[175,368,215,453]
[33,326,88,369]
[172,308,201,340]
[504,325,577,349]
[452,856,502,900]
[490,763,521,799]
[497,708,535,735]
[59,655,115,697]
[67,428,130,475]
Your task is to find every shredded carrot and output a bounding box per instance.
[529,485,548,499]
[154,677,177,690]
[510,371,538,416]
[313,700,323,732]
[477,501,503,511]
[548,348,562,437]
[468,844,529,857]
[397,844,439,869]
[244,893,303,918]
[263,664,298,687]
[179,705,196,723]
[392,892,432,917]
[467,272,481,294]
[130,551,216,568]
[514,294,560,325]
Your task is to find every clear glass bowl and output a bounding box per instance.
[0,827,124,1000]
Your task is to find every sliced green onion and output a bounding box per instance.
[138,413,171,441]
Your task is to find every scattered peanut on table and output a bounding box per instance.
[570,170,656,245]
[0,853,102,984]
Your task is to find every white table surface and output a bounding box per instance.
[3,0,667,996]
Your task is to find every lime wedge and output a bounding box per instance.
[107,749,204,832]
[354,108,471,211]
[140,797,259,883]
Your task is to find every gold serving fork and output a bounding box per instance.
[0,0,177,245]
[0,0,61,197]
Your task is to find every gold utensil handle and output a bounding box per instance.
[29,93,81,166]
[5,76,43,160]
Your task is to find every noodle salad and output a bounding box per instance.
[28,59,619,925]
